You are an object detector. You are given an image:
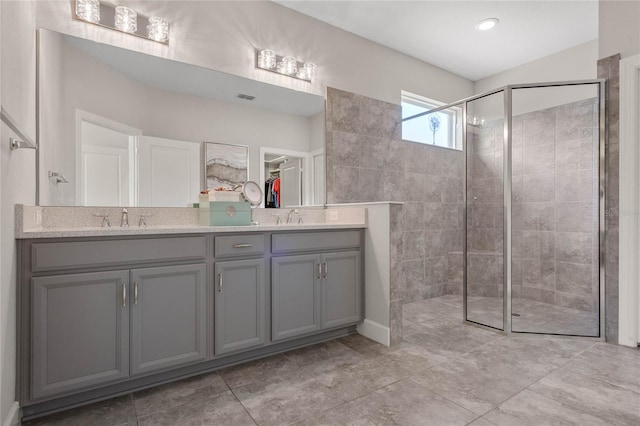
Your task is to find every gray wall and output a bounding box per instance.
[325,87,464,304]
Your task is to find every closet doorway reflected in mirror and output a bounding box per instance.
[260,148,312,208]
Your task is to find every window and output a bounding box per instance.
[401,91,462,150]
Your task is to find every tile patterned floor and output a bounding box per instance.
[466,296,600,336]
[25,296,639,426]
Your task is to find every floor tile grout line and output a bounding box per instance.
[402,324,606,422]
[228,386,260,426]
[404,375,486,421]
[517,340,606,404]
[477,416,500,426]
[538,353,640,397]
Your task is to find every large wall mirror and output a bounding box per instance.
[38,29,325,208]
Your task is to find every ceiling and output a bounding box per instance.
[274,0,599,81]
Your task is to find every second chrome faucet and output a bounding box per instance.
[286,209,303,224]
[121,208,129,227]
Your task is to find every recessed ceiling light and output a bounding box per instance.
[476,18,499,31]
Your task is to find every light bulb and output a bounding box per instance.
[476,18,499,31]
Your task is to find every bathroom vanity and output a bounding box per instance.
[16,225,364,418]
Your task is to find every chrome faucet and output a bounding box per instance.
[138,214,152,227]
[286,209,300,224]
[121,208,129,227]
[93,213,111,228]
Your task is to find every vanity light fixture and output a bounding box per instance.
[115,6,137,33]
[147,17,170,42]
[75,0,100,23]
[476,18,499,31]
[258,49,277,70]
[256,49,316,82]
[277,56,298,75]
[73,1,170,44]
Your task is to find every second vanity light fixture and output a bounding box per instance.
[257,49,316,82]
[74,0,170,44]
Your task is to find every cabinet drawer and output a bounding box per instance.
[31,236,207,272]
[214,234,265,258]
[272,231,361,254]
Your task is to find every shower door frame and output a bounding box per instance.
[402,79,606,338]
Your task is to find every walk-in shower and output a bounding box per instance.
[404,80,605,338]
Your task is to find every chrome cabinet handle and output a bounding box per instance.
[218,273,223,293]
[322,262,328,279]
[134,282,138,305]
[317,263,322,279]
[233,243,253,248]
[122,283,127,307]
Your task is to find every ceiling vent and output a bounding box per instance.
[237,94,256,101]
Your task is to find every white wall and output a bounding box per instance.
[38,30,65,206]
[473,40,599,116]
[309,111,325,152]
[599,0,640,59]
[146,88,313,187]
[35,1,474,106]
[1,2,37,425]
[475,40,598,92]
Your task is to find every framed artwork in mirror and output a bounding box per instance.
[204,142,248,190]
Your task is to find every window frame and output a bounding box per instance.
[401,91,462,151]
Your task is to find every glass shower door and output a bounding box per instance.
[464,91,506,330]
[510,83,602,337]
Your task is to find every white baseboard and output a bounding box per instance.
[357,319,390,346]
[2,402,19,426]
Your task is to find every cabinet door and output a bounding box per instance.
[272,254,321,342]
[321,251,362,329]
[214,259,266,355]
[131,264,207,376]
[32,271,129,399]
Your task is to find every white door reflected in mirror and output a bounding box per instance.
[78,112,200,207]
[78,112,140,206]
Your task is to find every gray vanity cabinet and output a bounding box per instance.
[130,264,207,376]
[214,259,266,355]
[31,271,130,399]
[271,247,362,342]
[20,230,363,418]
[271,254,322,342]
[321,251,362,329]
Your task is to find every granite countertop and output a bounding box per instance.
[16,223,367,239]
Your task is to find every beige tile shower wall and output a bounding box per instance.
[464,98,600,313]
[326,87,464,304]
